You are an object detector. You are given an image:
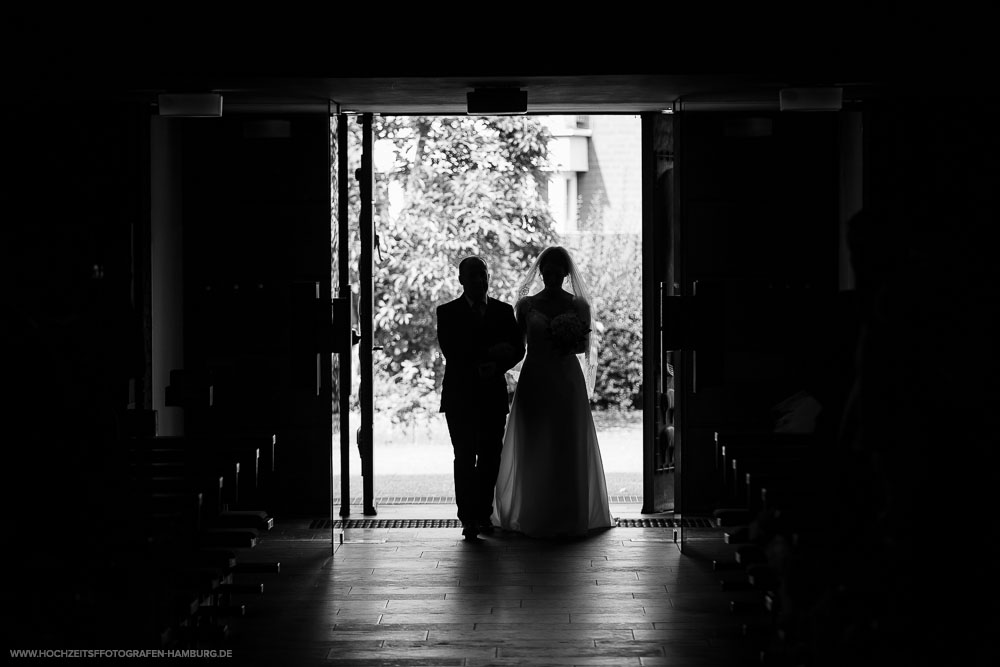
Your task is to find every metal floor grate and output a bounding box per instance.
[312,517,715,529]
[616,517,715,528]
[334,495,644,506]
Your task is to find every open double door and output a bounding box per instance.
[331,112,680,523]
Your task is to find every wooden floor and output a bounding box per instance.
[217,503,763,666]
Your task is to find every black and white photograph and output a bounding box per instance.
[4,7,996,666]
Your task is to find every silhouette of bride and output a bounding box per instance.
[492,246,615,537]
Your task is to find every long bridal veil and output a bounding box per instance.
[514,246,600,398]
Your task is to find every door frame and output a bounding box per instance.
[337,111,670,519]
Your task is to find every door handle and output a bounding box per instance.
[331,298,361,353]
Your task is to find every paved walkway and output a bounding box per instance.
[335,416,644,501]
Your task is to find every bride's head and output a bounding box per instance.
[518,245,589,305]
[538,246,572,290]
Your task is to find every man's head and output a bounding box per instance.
[458,256,490,302]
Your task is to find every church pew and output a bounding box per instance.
[130,434,277,510]
[115,434,279,646]
[741,459,828,513]
[713,431,818,523]
[126,451,228,533]
[715,431,815,475]
[709,432,839,664]
[731,452,821,513]
[126,436,276,549]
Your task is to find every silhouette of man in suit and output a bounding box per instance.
[437,256,524,540]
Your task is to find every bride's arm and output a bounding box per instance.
[571,299,592,355]
[504,297,529,366]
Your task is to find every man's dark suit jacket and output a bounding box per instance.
[437,296,525,415]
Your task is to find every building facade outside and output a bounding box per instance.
[542,115,642,237]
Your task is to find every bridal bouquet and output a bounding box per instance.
[550,312,590,354]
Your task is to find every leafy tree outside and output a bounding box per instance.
[332,115,642,428]
[565,232,644,412]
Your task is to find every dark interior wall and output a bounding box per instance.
[684,110,841,408]
[5,99,151,639]
[826,95,1000,664]
[5,100,149,467]
[150,116,185,435]
[177,115,333,515]
[669,94,999,662]
[678,110,845,512]
[837,111,863,290]
[5,100,335,641]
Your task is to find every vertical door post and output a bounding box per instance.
[358,114,377,516]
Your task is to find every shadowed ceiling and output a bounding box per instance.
[9,9,901,115]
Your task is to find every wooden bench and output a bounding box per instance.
[713,431,817,515]
[708,430,840,664]
[129,435,273,510]
[116,432,280,647]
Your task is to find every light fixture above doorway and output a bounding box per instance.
[157,93,223,117]
[779,87,842,112]
[466,88,527,115]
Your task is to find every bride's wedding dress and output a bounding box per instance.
[492,297,614,538]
